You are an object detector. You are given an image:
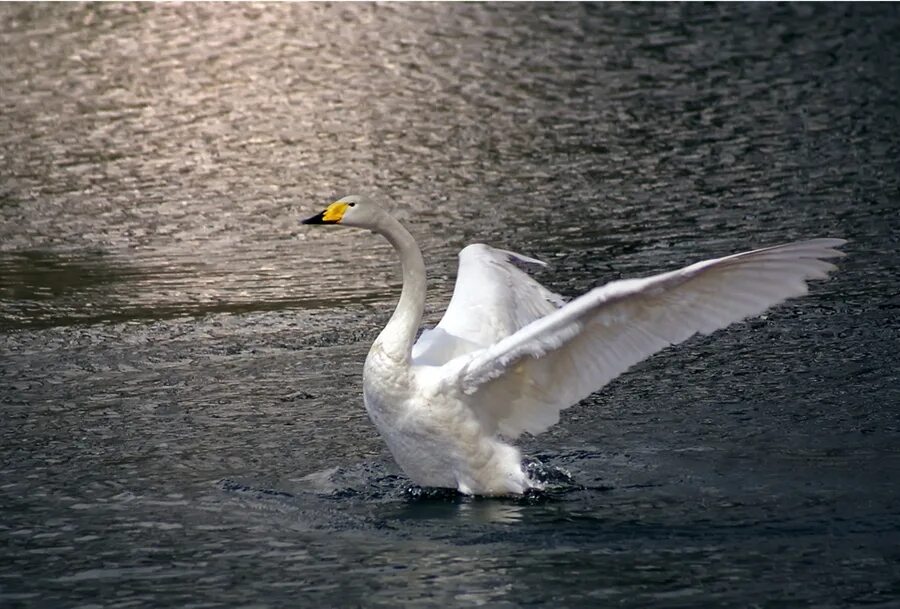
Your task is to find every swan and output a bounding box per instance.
[302,195,845,496]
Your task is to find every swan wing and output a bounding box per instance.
[411,243,565,365]
[452,238,846,438]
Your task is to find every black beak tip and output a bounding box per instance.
[301,211,326,225]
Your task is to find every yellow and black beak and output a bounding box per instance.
[301,201,349,225]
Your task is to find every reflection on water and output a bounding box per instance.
[0,250,126,326]
[0,246,390,329]
[2,2,899,608]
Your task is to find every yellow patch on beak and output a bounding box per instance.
[322,202,349,223]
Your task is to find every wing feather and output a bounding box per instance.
[453,238,846,438]
[411,243,565,365]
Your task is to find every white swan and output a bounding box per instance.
[302,195,845,496]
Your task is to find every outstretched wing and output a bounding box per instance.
[411,243,565,366]
[451,238,846,438]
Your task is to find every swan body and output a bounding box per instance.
[302,195,845,496]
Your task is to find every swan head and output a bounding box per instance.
[301,195,384,229]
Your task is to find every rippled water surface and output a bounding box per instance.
[2,3,899,608]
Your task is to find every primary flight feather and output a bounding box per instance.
[302,195,845,496]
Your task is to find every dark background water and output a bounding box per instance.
[2,3,899,608]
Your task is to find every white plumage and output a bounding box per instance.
[302,195,845,496]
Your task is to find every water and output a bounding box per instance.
[2,3,899,607]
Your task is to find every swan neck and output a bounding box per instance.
[374,214,425,363]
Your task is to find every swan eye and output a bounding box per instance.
[348,202,356,207]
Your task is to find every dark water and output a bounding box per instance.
[2,3,899,607]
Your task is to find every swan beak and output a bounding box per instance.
[301,210,329,224]
[301,202,348,224]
